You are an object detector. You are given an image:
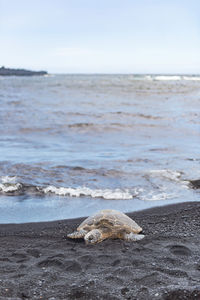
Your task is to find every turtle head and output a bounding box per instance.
[84,229,102,245]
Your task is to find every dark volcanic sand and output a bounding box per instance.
[0,202,200,300]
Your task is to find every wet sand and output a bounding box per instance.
[0,202,200,299]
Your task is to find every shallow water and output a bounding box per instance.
[0,74,200,223]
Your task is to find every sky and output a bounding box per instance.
[0,0,200,74]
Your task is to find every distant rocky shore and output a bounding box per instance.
[0,66,47,76]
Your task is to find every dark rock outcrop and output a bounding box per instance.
[0,66,47,76]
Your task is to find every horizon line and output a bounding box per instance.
[2,66,200,76]
[49,72,200,75]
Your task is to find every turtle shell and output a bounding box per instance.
[77,209,142,234]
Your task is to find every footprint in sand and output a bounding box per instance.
[37,258,82,273]
[27,249,41,258]
[11,251,28,263]
[64,260,82,272]
[111,259,121,267]
[167,245,192,256]
[157,267,188,278]
[37,258,64,268]
[78,254,95,264]
[0,257,11,262]
[105,275,124,285]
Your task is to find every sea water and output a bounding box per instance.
[0,74,199,223]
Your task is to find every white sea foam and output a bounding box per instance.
[0,176,22,192]
[140,191,176,201]
[149,169,189,187]
[144,75,152,80]
[0,176,136,199]
[43,185,133,200]
[0,183,22,193]
[182,76,200,81]
[1,176,18,183]
[154,75,181,81]
[149,169,182,181]
[150,75,200,81]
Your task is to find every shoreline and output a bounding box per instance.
[0,200,198,227]
[0,201,200,299]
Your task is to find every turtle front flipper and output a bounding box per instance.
[67,229,87,239]
[123,232,145,242]
[84,229,105,244]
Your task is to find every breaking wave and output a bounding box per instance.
[152,75,200,81]
[43,186,134,200]
[0,180,177,201]
[148,169,189,187]
[139,191,176,201]
[0,182,22,193]
[0,170,197,203]
[0,177,134,200]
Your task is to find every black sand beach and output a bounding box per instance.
[0,202,200,299]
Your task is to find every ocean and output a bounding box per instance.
[0,74,199,223]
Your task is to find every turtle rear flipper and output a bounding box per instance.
[123,232,145,242]
[67,229,87,239]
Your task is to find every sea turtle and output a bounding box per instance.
[67,209,145,244]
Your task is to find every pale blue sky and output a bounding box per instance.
[0,0,200,73]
